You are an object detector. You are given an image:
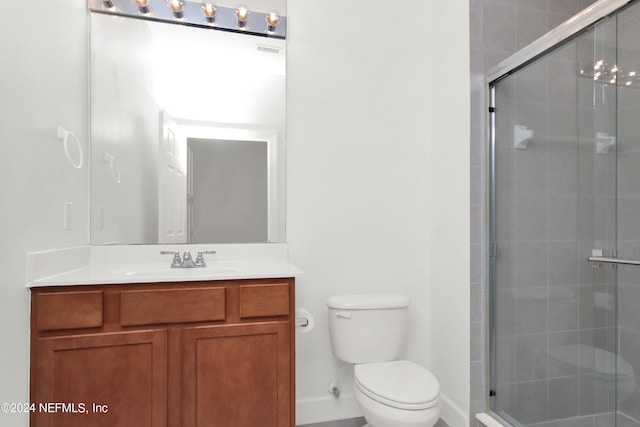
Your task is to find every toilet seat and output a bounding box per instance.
[354,360,440,411]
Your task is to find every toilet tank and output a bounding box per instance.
[327,294,410,364]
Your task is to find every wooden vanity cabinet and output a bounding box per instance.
[30,278,295,427]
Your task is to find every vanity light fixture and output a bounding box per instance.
[88,0,286,38]
[265,10,280,32]
[235,5,250,28]
[168,0,184,19]
[134,0,150,14]
[202,1,217,23]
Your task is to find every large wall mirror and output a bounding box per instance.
[89,2,286,244]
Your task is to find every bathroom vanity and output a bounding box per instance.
[29,261,297,427]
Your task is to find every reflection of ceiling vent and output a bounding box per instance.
[257,45,280,54]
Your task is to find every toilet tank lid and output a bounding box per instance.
[327,294,411,310]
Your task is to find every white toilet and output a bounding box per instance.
[327,294,440,427]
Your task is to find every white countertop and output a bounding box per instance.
[28,260,302,287]
[26,244,302,288]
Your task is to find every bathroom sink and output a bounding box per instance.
[108,263,241,278]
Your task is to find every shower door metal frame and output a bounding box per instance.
[487,83,498,417]
[487,0,632,83]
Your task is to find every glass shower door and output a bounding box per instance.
[489,11,619,427]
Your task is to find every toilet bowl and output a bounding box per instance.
[354,360,440,427]
[327,294,441,427]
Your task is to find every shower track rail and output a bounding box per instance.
[487,0,632,83]
[588,256,640,266]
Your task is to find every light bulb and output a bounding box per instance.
[202,1,217,21]
[265,10,280,31]
[168,0,184,18]
[134,0,150,14]
[169,0,183,12]
[235,5,250,27]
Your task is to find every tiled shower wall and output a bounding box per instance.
[469,0,598,425]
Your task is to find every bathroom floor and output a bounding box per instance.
[297,418,366,427]
[298,417,449,427]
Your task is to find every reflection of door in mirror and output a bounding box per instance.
[158,111,187,243]
[179,123,281,244]
[188,138,268,244]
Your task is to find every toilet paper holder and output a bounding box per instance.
[295,308,314,332]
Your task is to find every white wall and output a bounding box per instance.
[287,1,470,426]
[426,2,471,426]
[0,0,89,425]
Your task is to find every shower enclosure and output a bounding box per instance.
[488,1,640,426]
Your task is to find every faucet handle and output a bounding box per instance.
[160,251,182,268]
[195,250,216,267]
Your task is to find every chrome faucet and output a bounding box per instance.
[181,251,196,268]
[195,250,216,267]
[160,250,216,268]
[160,251,182,268]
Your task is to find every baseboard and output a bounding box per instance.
[297,392,468,427]
[296,393,362,426]
[439,393,470,427]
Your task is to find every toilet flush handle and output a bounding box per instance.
[335,311,352,319]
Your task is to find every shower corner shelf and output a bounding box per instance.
[595,132,616,154]
[514,125,533,150]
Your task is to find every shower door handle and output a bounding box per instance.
[588,256,640,266]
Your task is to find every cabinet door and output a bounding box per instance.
[182,322,291,427]
[33,330,167,427]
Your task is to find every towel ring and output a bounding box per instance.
[57,126,84,169]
